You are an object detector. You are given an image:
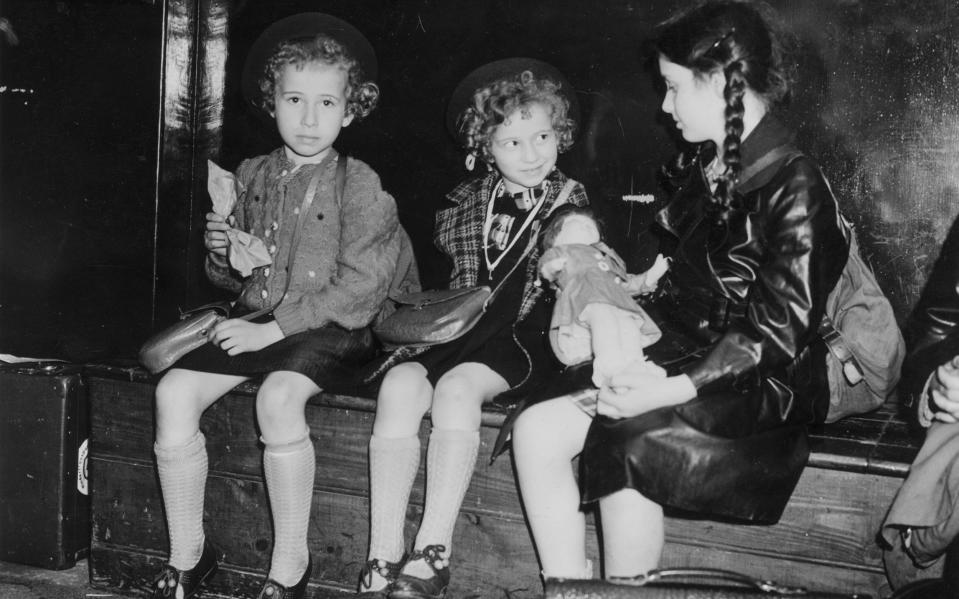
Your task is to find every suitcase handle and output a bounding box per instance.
[636,568,808,594]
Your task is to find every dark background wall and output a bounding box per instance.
[2,0,958,362]
[0,0,161,361]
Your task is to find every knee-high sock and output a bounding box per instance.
[263,433,314,587]
[410,428,479,562]
[155,431,208,571]
[368,434,421,562]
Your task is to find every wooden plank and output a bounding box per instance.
[88,377,523,513]
[88,370,910,598]
[89,460,546,597]
[90,459,886,598]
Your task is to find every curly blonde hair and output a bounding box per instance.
[457,70,576,164]
[257,35,379,120]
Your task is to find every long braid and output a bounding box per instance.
[715,59,747,222]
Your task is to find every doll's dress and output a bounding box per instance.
[542,242,662,366]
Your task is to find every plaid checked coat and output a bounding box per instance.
[366,167,588,385]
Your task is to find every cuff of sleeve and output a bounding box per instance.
[207,252,230,270]
[272,303,310,337]
[918,373,936,427]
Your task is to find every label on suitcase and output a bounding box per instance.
[0,362,90,570]
[545,568,871,599]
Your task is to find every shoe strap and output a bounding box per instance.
[257,579,287,599]
[360,557,405,589]
[409,544,448,573]
[152,565,182,598]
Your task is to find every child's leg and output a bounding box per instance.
[363,363,433,591]
[403,362,507,579]
[512,396,594,578]
[256,370,321,587]
[598,488,664,578]
[154,368,246,570]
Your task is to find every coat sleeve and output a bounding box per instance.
[272,160,400,335]
[901,215,959,424]
[682,159,848,392]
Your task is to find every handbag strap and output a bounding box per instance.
[240,154,347,321]
[484,178,579,306]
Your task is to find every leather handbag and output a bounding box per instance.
[138,156,347,374]
[139,302,231,374]
[545,568,871,599]
[371,286,492,348]
[373,178,579,349]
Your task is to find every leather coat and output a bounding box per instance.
[899,215,959,415]
[580,115,850,523]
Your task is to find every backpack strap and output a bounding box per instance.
[735,145,803,194]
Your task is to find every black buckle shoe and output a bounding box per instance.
[152,540,219,599]
[357,556,405,597]
[257,554,313,599]
[389,545,450,599]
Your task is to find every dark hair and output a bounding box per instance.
[258,35,379,120]
[540,204,603,251]
[458,70,576,165]
[653,0,793,219]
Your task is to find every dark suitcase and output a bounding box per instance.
[545,568,871,598]
[0,362,90,569]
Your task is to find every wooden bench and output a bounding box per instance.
[85,363,925,598]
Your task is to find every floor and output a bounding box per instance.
[0,559,135,599]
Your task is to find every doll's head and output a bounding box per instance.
[448,59,578,189]
[541,205,603,250]
[243,13,380,121]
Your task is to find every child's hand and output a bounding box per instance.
[596,369,693,419]
[591,353,628,388]
[625,254,670,296]
[204,212,234,257]
[539,255,567,283]
[208,319,283,355]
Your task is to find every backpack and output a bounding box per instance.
[736,146,905,423]
[819,219,905,422]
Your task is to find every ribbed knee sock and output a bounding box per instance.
[368,434,421,561]
[404,428,479,578]
[263,432,314,587]
[155,431,208,571]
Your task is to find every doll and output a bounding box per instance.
[538,205,669,392]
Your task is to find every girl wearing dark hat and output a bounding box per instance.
[512,0,853,585]
[149,13,404,599]
[358,59,588,598]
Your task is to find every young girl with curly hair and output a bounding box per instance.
[357,59,588,598]
[149,13,403,599]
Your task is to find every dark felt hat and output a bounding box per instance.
[445,57,580,141]
[241,12,377,112]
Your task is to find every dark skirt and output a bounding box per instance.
[413,283,557,392]
[174,319,376,394]
[568,297,822,523]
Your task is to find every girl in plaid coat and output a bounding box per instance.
[357,59,588,598]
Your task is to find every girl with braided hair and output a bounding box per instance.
[512,0,851,584]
